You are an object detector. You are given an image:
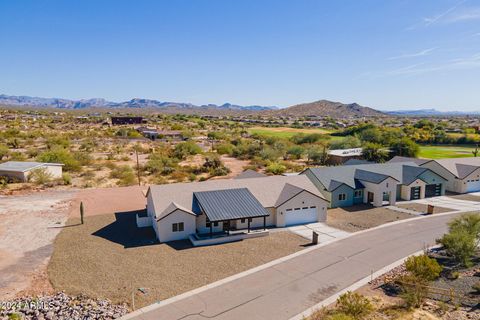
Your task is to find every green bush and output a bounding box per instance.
[0,144,9,160]
[328,314,354,320]
[405,255,442,281]
[215,143,234,155]
[109,165,136,186]
[37,148,80,171]
[173,141,202,159]
[28,168,53,185]
[397,274,429,309]
[62,172,72,185]
[265,162,286,175]
[448,213,480,242]
[335,291,373,319]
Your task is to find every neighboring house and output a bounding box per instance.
[136,127,184,141]
[327,148,363,165]
[389,156,480,193]
[302,162,446,208]
[140,175,329,244]
[111,116,144,125]
[0,161,63,182]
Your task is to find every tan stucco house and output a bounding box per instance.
[138,175,329,245]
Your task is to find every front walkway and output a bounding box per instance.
[287,223,350,244]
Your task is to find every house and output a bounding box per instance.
[139,175,329,245]
[0,161,64,182]
[111,116,144,125]
[389,156,480,193]
[302,162,446,208]
[327,148,363,165]
[136,127,184,141]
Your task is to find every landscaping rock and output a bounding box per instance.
[0,292,129,320]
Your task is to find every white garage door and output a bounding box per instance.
[284,206,318,226]
[466,179,480,193]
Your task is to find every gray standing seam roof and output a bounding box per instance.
[0,161,45,172]
[193,188,270,222]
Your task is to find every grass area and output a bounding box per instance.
[418,145,476,159]
[248,126,334,139]
[326,204,414,232]
[48,213,308,308]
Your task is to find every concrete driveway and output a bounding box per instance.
[121,211,466,320]
[411,195,480,212]
[287,223,350,243]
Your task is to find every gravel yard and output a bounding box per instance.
[445,193,480,202]
[0,191,75,300]
[326,204,414,232]
[395,202,453,214]
[48,213,309,308]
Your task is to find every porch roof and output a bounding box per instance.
[193,188,269,222]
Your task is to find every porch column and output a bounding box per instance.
[247,219,250,233]
[263,216,266,230]
[210,223,213,238]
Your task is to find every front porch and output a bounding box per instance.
[189,228,269,246]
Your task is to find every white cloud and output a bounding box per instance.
[387,47,437,60]
[445,7,480,22]
[423,0,466,26]
[387,53,480,76]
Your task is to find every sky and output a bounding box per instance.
[1,0,480,111]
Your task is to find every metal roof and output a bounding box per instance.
[387,156,431,166]
[193,188,269,222]
[0,161,63,172]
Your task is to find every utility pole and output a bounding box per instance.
[135,148,141,186]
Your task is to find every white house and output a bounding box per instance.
[139,175,329,245]
[0,161,64,182]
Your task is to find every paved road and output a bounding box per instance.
[124,212,468,320]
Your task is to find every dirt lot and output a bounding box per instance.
[326,204,414,232]
[395,202,453,214]
[70,185,148,217]
[0,191,75,299]
[48,213,308,308]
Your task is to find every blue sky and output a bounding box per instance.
[1,0,479,111]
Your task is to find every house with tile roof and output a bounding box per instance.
[389,156,480,193]
[141,174,329,245]
[301,162,447,208]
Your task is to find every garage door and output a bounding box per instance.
[466,179,480,193]
[425,184,442,197]
[284,206,318,226]
[410,186,421,200]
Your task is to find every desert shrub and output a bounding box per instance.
[437,214,480,267]
[145,154,177,175]
[46,136,70,149]
[73,151,93,166]
[109,165,136,186]
[397,274,429,309]
[9,151,27,161]
[26,147,39,158]
[404,255,442,281]
[62,172,72,185]
[28,168,53,185]
[328,314,354,320]
[209,166,230,177]
[170,171,189,182]
[215,143,234,155]
[265,162,286,175]
[335,291,373,319]
[37,148,80,171]
[0,144,9,160]
[286,145,304,160]
[173,141,202,159]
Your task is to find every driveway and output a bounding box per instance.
[410,195,480,212]
[287,223,350,243]
[121,211,467,320]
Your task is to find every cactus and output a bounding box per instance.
[80,201,84,224]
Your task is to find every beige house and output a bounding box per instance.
[0,161,63,182]
[389,156,480,193]
[139,175,329,245]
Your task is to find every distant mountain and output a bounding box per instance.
[271,100,385,118]
[0,94,278,111]
[385,109,480,116]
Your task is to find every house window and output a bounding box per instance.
[286,208,293,211]
[172,222,184,232]
[386,183,389,188]
[241,218,246,223]
[354,190,363,198]
[248,218,252,222]
[338,193,346,201]
[302,207,308,209]
[213,222,219,227]
[310,206,316,209]
[206,218,211,228]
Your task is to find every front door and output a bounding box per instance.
[367,192,374,203]
[223,220,230,232]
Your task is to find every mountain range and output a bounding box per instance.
[269,100,385,118]
[0,94,277,111]
[384,109,480,116]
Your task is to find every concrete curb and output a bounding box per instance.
[119,210,465,319]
